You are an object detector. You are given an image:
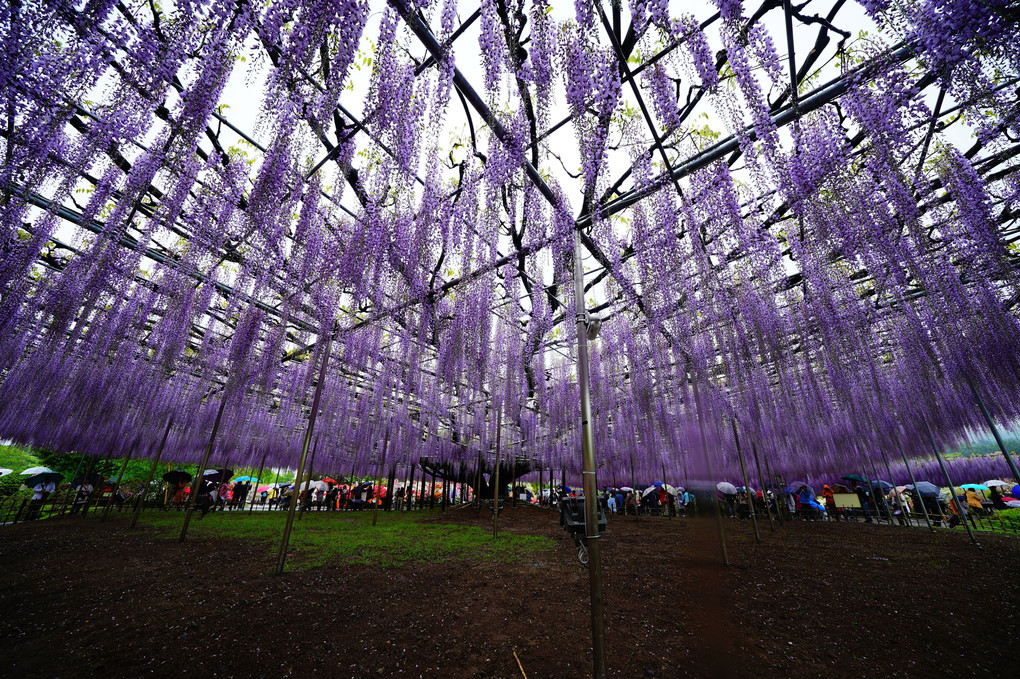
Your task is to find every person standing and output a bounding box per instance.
[822,485,838,521]
[28,481,52,520]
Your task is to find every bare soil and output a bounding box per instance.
[1,505,1017,678]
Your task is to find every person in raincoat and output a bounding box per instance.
[965,489,984,515]
[798,485,826,518]
[822,485,838,521]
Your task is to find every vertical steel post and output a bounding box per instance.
[58,452,88,516]
[922,416,979,546]
[373,429,390,526]
[731,419,760,543]
[276,330,333,574]
[180,395,228,541]
[102,442,136,522]
[968,378,1020,484]
[298,439,319,522]
[572,227,607,679]
[132,418,173,528]
[751,441,775,532]
[896,438,933,530]
[83,450,113,518]
[879,448,909,527]
[691,375,729,566]
[248,451,268,514]
[492,405,502,538]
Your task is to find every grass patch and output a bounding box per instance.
[138,510,555,570]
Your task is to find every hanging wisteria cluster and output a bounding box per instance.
[1,0,1019,491]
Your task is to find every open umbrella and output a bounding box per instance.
[203,468,233,483]
[641,486,658,497]
[960,483,988,491]
[300,480,328,491]
[24,471,64,487]
[163,470,193,484]
[664,484,679,495]
[0,468,13,477]
[841,474,868,483]
[983,480,1010,488]
[256,485,270,493]
[619,486,634,492]
[870,480,894,490]
[736,485,755,493]
[233,476,257,483]
[72,472,100,488]
[322,477,338,484]
[906,481,940,497]
[786,481,815,496]
[20,466,54,476]
[716,482,738,495]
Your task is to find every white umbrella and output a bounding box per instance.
[641,486,658,497]
[983,479,1010,488]
[300,480,328,491]
[664,484,679,496]
[716,482,738,495]
[0,468,13,477]
[20,466,53,476]
[619,486,634,492]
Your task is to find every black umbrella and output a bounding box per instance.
[24,471,64,487]
[906,481,940,498]
[163,470,193,484]
[72,472,100,488]
[870,480,894,490]
[841,473,869,483]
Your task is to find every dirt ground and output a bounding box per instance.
[1,505,1018,678]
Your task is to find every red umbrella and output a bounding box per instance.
[322,477,338,484]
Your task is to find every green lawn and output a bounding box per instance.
[137,509,555,570]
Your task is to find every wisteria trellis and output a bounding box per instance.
[1,0,1019,490]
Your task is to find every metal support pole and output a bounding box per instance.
[276,330,333,574]
[866,457,893,525]
[132,418,173,529]
[731,420,760,543]
[879,448,910,527]
[572,227,607,679]
[968,378,1020,484]
[83,450,113,518]
[58,452,88,516]
[896,439,933,531]
[761,446,784,525]
[373,429,390,526]
[102,443,135,522]
[691,375,729,566]
[298,439,319,522]
[408,460,417,512]
[248,451,268,514]
[474,453,482,514]
[492,405,502,539]
[751,441,775,532]
[922,416,979,546]
[180,394,228,542]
